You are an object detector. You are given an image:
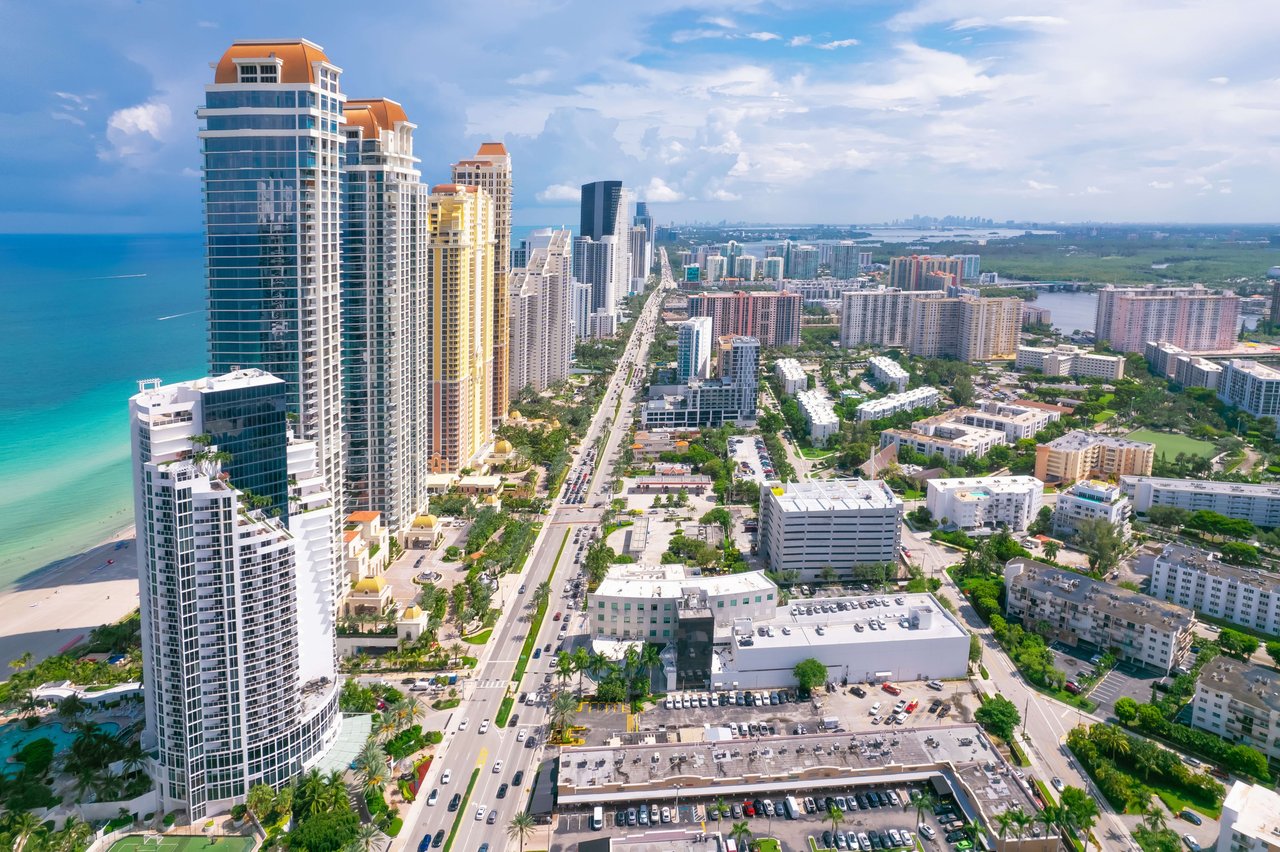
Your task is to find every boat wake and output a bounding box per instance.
[157,310,201,321]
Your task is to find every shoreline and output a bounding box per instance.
[0,524,141,673]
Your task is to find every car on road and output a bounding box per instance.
[479,719,490,734]
[418,835,431,852]
[441,770,452,784]
[492,760,503,773]
[516,728,527,741]
[1182,835,1201,852]
[1180,810,1203,826]
[532,648,541,659]
[458,718,469,731]
[487,809,498,825]
[475,804,487,821]
[448,793,461,812]
[431,829,445,848]
[426,788,438,806]
[1051,777,1065,793]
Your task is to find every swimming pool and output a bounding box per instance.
[0,719,119,775]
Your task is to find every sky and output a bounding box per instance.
[2,0,1278,231]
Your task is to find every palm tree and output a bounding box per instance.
[730,820,752,852]
[531,581,552,613]
[359,759,389,795]
[1035,803,1062,839]
[246,783,278,822]
[373,711,398,743]
[9,812,44,852]
[639,643,663,692]
[348,822,385,852]
[393,695,422,729]
[1010,808,1035,840]
[828,801,845,835]
[57,694,90,721]
[555,652,575,686]
[506,811,537,852]
[905,788,940,828]
[1043,540,1060,561]
[714,797,731,820]
[587,650,611,682]
[572,647,591,694]
[1141,796,1168,834]
[994,809,1016,840]
[55,816,93,852]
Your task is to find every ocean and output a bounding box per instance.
[0,234,208,590]
[0,227,549,592]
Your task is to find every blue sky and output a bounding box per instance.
[2,0,1276,231]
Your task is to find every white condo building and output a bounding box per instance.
[1219,359,1280,433]
[868,356,909,393]
[1193,658,1280,774]
[797,389,840,447]
[856,386,941,422]
[774,357,807,396]
[509,228,574,393]
[1053,479,1131,539]
[1216,782,1280,852]
[959,400,1059,441]
[1014,344,1126,380]
[1150,544,1280,636]
[758,480,902,579]
[131,372,340,820]
[677,316,713,382]
[926,476,1044,532]
[1121,476,1280,528]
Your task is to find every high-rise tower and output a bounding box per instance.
[575,180,631,319]
[341,98,430,535]
[509,228,574,393]
[452,144,512,427]
[426,184,495,472]
[198,38,347,577]
[130,371,340,820]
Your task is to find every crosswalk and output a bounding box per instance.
[474,678,509,689]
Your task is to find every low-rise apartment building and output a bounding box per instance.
[774,357,807,396]
[1034,430,1155,484]
[1003,558,1196,674]
[1150,544,1280,636]
[1219,359,1280,433]
[926,476,1044,532]
[758,480,902,580]
[960,399,1060,441]
[880,411,1006,465]
[1053,480,1131,540]
[1192,657,1280,773]
[797,388,840,447]
[1216,781,1280,852]
[855,386,940,422]
[1121,476,1280,528]
[1015,344,1126,380]
[1143,341,1225,391]
[867,355,909,392]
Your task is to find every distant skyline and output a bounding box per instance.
[3,0,1278,232]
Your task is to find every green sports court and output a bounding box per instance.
[107,835,256,852]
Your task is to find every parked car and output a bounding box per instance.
[1182,836,1201,852]
[1180,810,1203,826]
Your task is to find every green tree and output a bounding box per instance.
[1219,628,1260,660]
[1114,696,1139,726]
[974,695,1021,740]
[1060,786,1100,851]
[1219,541,1260,565]
[1145,505,1190,528]
[827,801,845,835]
[506,811,537,852]
[730,820,753,852]
[1043,540,1060,561]
[1266,641,1280,668]
[246,783,278,822]
[1029,505,1053,536]
[969,634,983,665]
[1225,743,1270,779]
[1072,518,1126,575]
[793,658,828,695]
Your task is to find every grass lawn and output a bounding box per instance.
[1126,429,1215,459]
[756,840,782,852]
[461,629,492,645]
[109,838,255,852]
[1153,782,1224,820]
[1092,410,1117,423]
[799,447,836,459]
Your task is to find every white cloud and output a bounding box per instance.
[1208,76,1230,85]
[1149,181,1174,189]
[197,20,217,28]
[699,15,736,29]
[508,69,554,86]
[1026,180,1057,191]
[1084,185,1109,194]
[788,35,811,47]
[746,31,780,41]
[1001,15,1069,27]
[50,111,85,126]
[536,183,580,202]
[709,188,741,201]
[101,100,171,160]
[672,28,729,43]
[1219,187,1232,194]
[817,39,860,50]
[642,177,684,203]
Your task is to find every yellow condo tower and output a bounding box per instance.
[426,184,495,473]
[452,143,512,428]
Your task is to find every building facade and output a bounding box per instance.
[641,336,759,428]
[451,143,513,427]
[797,389,840,447]
[855,386,940,422]
[340,98,430,535]
[1004,559,1196,674]
[1192,658,1280,773]
[1034,431,1155,484]
[926,476,1044,532]
[867,356,909,392]
[1215,781,1280,851]
[1219,359,1280,432]
[757,480,903,579]
[1014,344,1125,381]
[688,290,802,348]
[1150,544,1280,636]
[677,316,713,382]
[1095,284,1240,353]
[1121,476,1280,528]
[907,296,1022,363]
[839,288,942,349]
[888,255,964,291]
[131,372,340,820]
[508,228,574,393]
[425,184,495,473]
[774,357,806,395]
[1052,479,1131,539]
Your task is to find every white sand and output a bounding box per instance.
[0,526,141,672]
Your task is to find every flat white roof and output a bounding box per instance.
[767,479,900,512]
[928,476,1044,495]
[750,593,967,647]
[594,565,776,600]
[1223,781,1280,842]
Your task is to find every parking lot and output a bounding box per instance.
[1048,644,1158,721]
[730,434,775,483]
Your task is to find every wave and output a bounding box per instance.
[156,310,201,321]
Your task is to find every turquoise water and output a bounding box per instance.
[0,234,206,590]
[0,720,120,775]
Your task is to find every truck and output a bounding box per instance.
[820,716,840,731]
[784,796,801,820]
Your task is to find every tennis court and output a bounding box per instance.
[108,835,255,852]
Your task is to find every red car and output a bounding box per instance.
[905,700,919,713]
[881,683,902,696]
[743,801,756,817]
[553,611,562,621]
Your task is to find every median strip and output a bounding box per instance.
[511,528,570,686]
[442,767,482,852]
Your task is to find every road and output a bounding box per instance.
[393,254,673,852]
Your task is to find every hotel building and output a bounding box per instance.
[1004,559,1196,674]
[1121,476,1280,528]
[452,143,513,427]
[1095,284,1239,353]
[688,290,802,348]
[1034,431,1155,484]
[757,480,902,579]
[131,371,340,819]
[926,476,1044,532]
[425,183,495,472]
[508,228,574,393]
[677,316,713,382]
[1192,658,1280,773]
[340,98,430,535]
[1150,544,1280,637]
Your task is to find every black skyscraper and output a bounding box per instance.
[579,180,623,240]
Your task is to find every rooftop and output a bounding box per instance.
[213,39,330,85]
[593,566,776,602]
[928,476,1044,496]
[1045,430,1155,452]
[1222,781,1280,843]
[1198,657,1280,716]
[1005,559,1196,633]
[737,593,968,651]
[766,479,901,513]
[1122,475,1280,498]
[1061,479,1125,502]
[1226,358,1280,381]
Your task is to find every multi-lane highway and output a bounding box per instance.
[393,257,673,852]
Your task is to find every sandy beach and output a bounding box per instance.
[0,526,141,672]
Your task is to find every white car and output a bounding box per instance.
[475,804,487,821]
[458,718,469,732]
[869,702,882,715]
[517,729,527,742]
[441,770,452,784]
[918,824,936,840]
[427,789,438,806]
[479,719,490,734]
[493,760,503,774]
[1051,777,1065,793]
